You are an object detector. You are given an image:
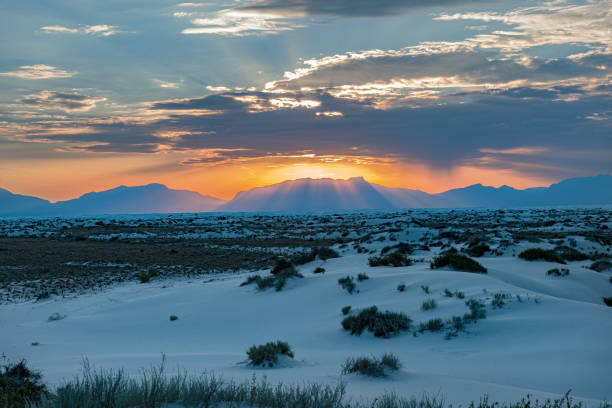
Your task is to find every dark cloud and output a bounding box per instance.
[15,85,610,180]
[19,91,105,112]
[237,0,499,18]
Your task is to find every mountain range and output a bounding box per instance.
[1,174,611,216]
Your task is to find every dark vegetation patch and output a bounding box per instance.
[137,267,159,283]
[368,251,412,267]
[590,259,612,272]
[0,359,49,408]
[603,297,612,307]
[341,353,401,377]
[313,266,325,274]
[547,268,570,277]
[518,248,565,264]
[431,249,487,273]
[240,266,304,292]
[397,283,406,292]
[247,341,294,367]
[465,243,490,258]
[381,243,412,255]
[554,246,589,261]
[341,306,411,338]
[357,273,369,282]
[341,305,352,315]
[338,276,357,294]
[421,299,437,311]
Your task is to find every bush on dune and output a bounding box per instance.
[0,359,49,408]
[518,248,565,264]
[341,306,411,338]
[338,276,357,294]
[369,251,412,267]
[341,353,402,377]
[431,250,487,273]
[247,341,294,367]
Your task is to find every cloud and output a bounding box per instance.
[0,65,76,80]
[19,91,106,112]
[154,79,182,89]
[180,9,303,36]
[41,24,119,36]
[435,1,612,53]
[178,0,498,36]
[235,0,498,18]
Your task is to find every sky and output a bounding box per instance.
[0,0,610,201]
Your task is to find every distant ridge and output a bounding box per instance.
[1,174,611,216]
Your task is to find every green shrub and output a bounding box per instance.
[369,251,412,267]
[421,285,430,294]
[137,267,160,283]
[240,269,303,292]
[247,341,294,367]
[341,353,401,377]
[431,251,487,273]
[518,248,565,264]
[341,305,352,315]
[446,315,465,337]
[554,246,588,261]
[341,306,411,338]
[465,243,490,258]
[381,243,412,255]
[547,268,569,277]
[169,315,178,321]
[464,299,487,322]
[455,290,465,299]
[271,259,294,274]
[313,266,325,274]
[0,359,49,408]
[418,318,444,333]
[338,276,357,294]
[491,293,510,308]
[603,297,612,307]
[397,283,406,292]
[421,299,437,311]
[589,259,612,272]
[357,273,369,282]
[443,288,453,297]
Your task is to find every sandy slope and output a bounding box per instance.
[1,251,611,406]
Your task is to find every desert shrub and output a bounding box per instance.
[169,315,178,321]
[241,269,303,292]
[464,299,487,322]
[381,243,412,255]
[341,306,411,338]
[589,259,612,272]
[271,258,294,274]
[313,266,325,274]
[421,285,430,294]
[443,288,454,297]
[247,341,294,367]
[341,353,401,377]
[518,248,565,264]
[554,246,588,261]
[311,246,340,260]
[421,299,437,311]
[0,359,49,408]
[446,315,465,337]
[341,305,352,315]
[465,243,490,258]
[357,273,369,282]
[604,297,612,307]
[47,313,65,322]
[37,358,347,408]
[137,267,159,283]
[491,293,510,308]
[431,251,487,273]
[368,251,412,267]
[338,276,357,294]
[397,283,406,292]
[455,290,465,299]
[418,318,444,333]
[547,268,569,277]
